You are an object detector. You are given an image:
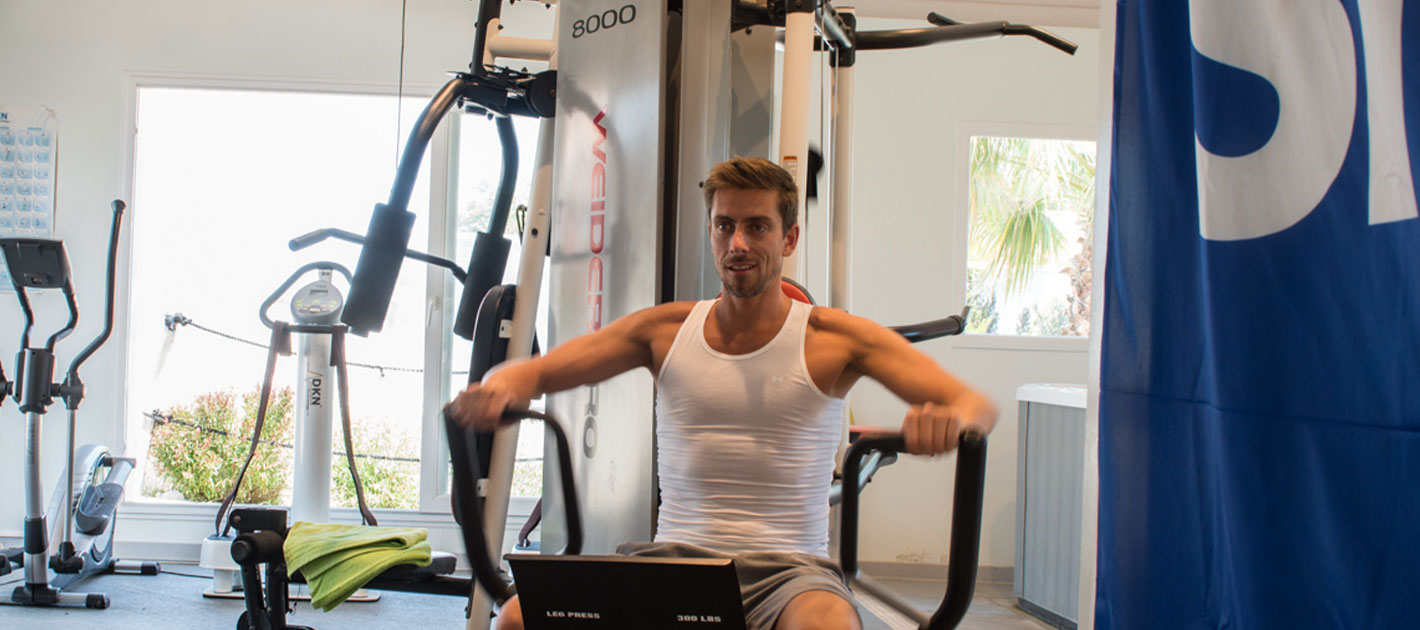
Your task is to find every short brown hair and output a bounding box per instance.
[702,157,798,232]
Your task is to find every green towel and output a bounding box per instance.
[284,521,433,611]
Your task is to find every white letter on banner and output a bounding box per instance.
[1190,0,1356,241]
[1359,0,1419,225]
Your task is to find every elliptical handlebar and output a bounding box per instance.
[442,406,582,604]
[0,199,126,410]
[41,284,78,354]
[64,201,126,384]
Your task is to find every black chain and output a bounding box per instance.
[145,410,542,464]
[145,410,422,464]
[165,313,268,350]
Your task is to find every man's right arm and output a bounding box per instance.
[447,305,664,431]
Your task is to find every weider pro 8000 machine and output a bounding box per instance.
[0,200,159,609]
[234,3,1074,628]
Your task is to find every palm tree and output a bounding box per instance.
[1054,144,1095,336]
[967,137,1095,335]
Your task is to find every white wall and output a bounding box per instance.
[0,2,1100,575]
[0,0,552,554]
[842,18,1099,570]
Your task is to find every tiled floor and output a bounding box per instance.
[0,567,1059,630]
[860,578,1058,630]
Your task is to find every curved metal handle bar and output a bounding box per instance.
[390,77,472,211]
[857,20,1077,56]
[1002,24,1079,55]
[840,431,988,630]
[66,200,126,377]
[856,21,1010,50]
[257,261,355,330]
[343,77,471,338]
[827,450,884,507]
[42,285,78,353]
[925,12,963,26]
[891,307,970,344]
[442,406,582,604]
[288,227,468,284]
[13,283,35,353]
[487,114,519,238]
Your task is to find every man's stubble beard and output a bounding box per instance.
[720,258,780,298]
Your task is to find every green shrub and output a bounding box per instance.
[331,421,419,510]
[148,387,294,504]
[511,459,543,497]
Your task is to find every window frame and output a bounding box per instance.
[953,121,1098,353]
[119,73,540,523]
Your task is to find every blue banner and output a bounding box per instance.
[1101,1,1420,628]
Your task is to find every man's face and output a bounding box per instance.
[708,188,798,299]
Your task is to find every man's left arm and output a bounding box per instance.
[839,312,998,455]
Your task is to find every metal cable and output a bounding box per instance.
[164,313,470,376]
[143,410,541,464]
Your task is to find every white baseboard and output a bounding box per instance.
[857,561,1012,584]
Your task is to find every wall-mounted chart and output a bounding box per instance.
[0,106,59,288]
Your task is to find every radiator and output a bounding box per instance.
[1014,384,1086,630]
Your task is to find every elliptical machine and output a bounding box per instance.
[0,200,159,609]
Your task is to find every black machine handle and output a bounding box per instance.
[3,242,80,355]
[341,71,544,336]
[890,307,970,344]
[0,200,126,411]
[342,0,554,339]
[857,17,1078,56]
[926,12,1078,55]
[342,77,472,337]
[839,431,988,630]
[442,406,582,603]
[288,227,468,285]
[57,200,127,409]
[1001,23,1079,54]
[65,200,125,379]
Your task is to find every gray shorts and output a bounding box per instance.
[616,541,858,630]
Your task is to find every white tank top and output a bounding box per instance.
[654,299,845,557]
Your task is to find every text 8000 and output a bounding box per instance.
[572,5,636,38]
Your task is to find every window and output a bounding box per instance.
[126,84,546,515]
[964,135,1096,337]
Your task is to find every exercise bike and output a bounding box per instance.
[0,200,159,609]
[200,260,390,602]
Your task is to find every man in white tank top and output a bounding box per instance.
[452,158,998,630]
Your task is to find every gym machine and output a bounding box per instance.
[200,262,390,601]
[226,1,1075,628]
[0,200,159,609]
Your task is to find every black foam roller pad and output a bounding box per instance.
[452,231,512,340]
[342,203,416,336]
